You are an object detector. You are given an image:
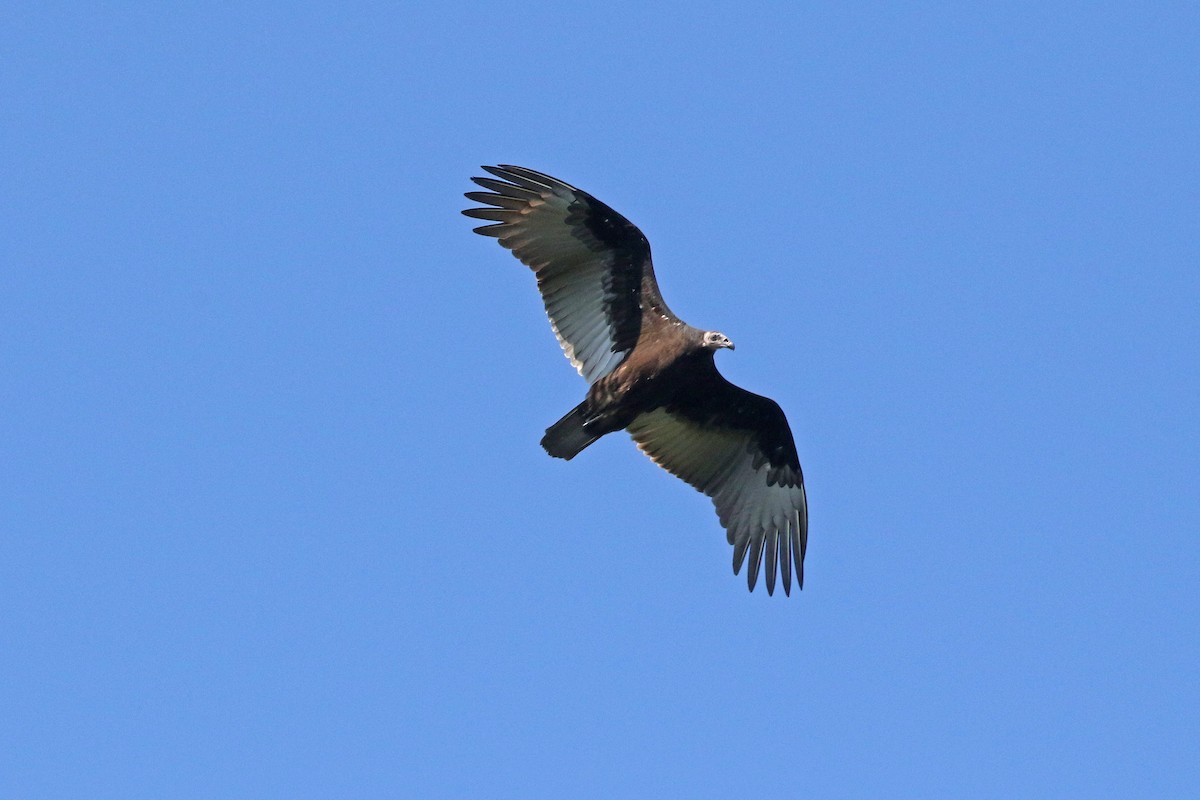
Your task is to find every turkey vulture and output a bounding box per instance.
[463,165,808,595]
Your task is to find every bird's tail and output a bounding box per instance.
[541,402,601,460]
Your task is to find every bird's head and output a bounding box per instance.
[702,330,735,351]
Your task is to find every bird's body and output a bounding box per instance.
[544,330,713,459]
[464,165,808,595]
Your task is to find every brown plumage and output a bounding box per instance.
[464,165,808,595]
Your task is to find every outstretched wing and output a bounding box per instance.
[463,165,675,384]
[626,365,808,596]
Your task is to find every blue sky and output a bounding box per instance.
[3,3,1198,797]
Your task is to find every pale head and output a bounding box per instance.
[702,330,735,351]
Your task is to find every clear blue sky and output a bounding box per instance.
[3,3,1197,797]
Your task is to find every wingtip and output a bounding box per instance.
[732,534,805,596]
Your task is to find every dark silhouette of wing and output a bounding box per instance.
[627,362,808,595]
[464,165,676,383]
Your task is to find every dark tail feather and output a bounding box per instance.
[541,403,600,460]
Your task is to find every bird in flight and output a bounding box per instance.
[463,166,808,595]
